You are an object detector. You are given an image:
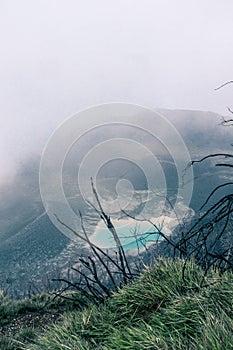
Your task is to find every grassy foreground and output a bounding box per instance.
[1,259,233,349]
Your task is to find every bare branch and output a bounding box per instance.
[214,80,233,90]
[190,153,233,166]
[227,106,233,114]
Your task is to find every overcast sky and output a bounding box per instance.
[0,0,233,183]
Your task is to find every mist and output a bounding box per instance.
[0,0,233,184]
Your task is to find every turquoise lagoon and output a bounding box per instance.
[90,219,169,253]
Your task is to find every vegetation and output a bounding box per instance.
[0,292,85,349]
[2,145,233,349]
[0,259,232,349]
[1,84,233,348]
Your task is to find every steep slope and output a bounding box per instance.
[1,259,231,350]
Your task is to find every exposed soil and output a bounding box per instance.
[0,309,62,337]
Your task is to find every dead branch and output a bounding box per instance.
[215,80,233,90]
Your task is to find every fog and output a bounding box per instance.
[0,0,233,184]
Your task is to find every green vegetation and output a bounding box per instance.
[1,259,232,350]
[0,292,47,326]
[0,291,83,326]
[0,292,85,349]
[1,327,37,350]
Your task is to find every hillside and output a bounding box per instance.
[1,108,233,298]
[1,259,232,350]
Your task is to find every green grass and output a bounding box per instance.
[17,259,232,350]
[0,291,80,326]
[0,327,37,350]
[0,292,47,326]
[0,291,87,350]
